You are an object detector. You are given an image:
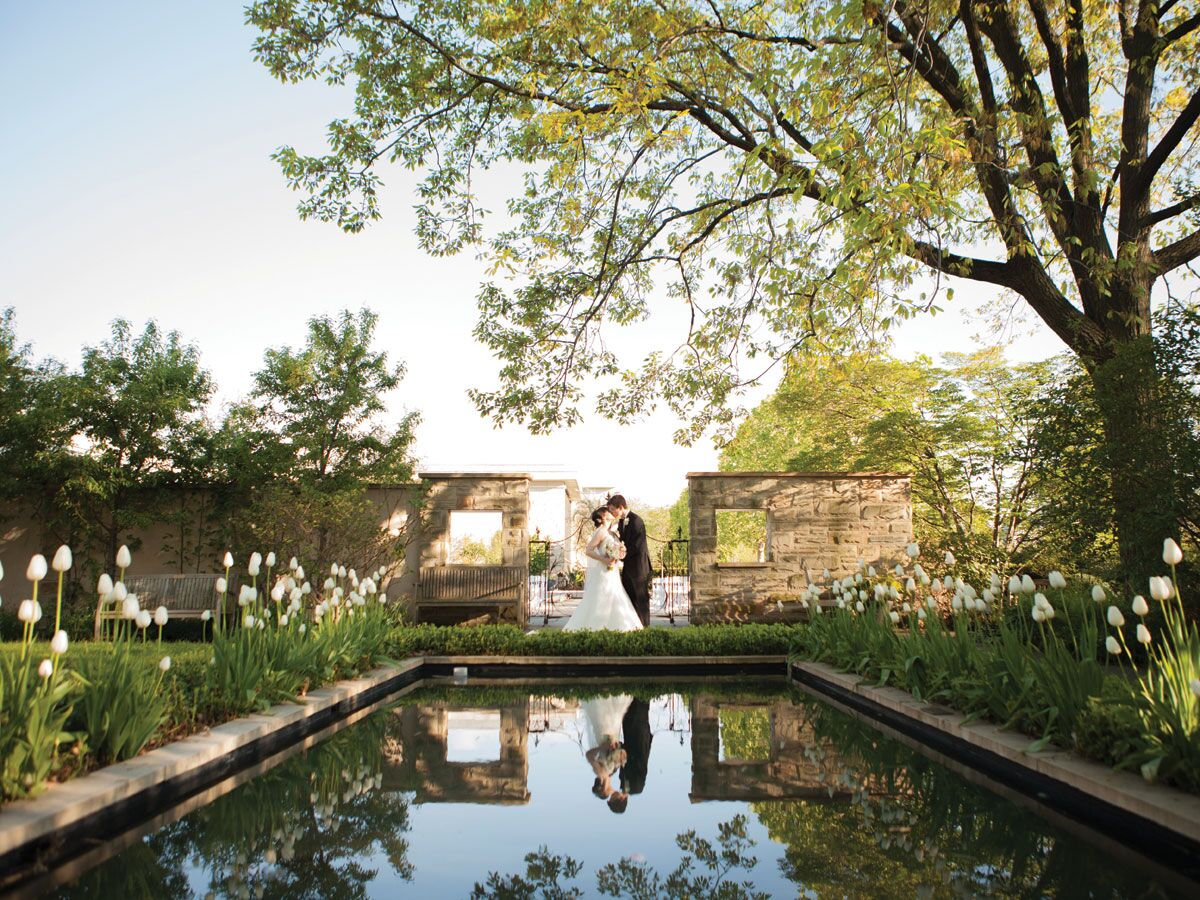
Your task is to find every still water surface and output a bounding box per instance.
[49,680,1193,898]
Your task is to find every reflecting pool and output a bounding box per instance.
[44,680,1196,898]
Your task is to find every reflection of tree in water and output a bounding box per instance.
[751,696,1172,898]
[58,713,413,900]
[470,815,769,900]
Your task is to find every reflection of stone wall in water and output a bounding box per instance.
[688,472,912,623]
[689,695,852,802]
[381,700,530,805]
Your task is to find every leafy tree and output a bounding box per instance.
[65,320,214,571]
[240,308,419,565]
[250,0,1200,585]
[719,349,1060,579]
[0,308,74,516]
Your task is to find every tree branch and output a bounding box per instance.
[1143,192,1200,228]
[1139,85,1200,189]
[1155,227,1200,272]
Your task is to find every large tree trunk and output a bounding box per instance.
[1089,333,1180,592]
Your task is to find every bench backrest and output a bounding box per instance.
[124,574,222,613]
[418,565,525,602]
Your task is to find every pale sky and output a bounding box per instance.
[0,2,1070,506]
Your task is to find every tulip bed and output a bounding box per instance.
[787,543,1200,795]
[1,547,401,804]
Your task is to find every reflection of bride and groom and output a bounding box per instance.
[580,695,652,815]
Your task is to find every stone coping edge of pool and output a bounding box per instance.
[0,657,425,876]
[788,659,1200,873]
[422,654,787,677]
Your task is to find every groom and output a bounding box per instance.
[609,494,651,626]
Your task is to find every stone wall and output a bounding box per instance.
[688,472,912,624]
[400,473,530,626]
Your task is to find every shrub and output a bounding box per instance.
[386,623,799,658]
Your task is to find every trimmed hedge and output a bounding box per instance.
[386,623,800,657]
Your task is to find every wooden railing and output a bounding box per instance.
[418,565,525,602]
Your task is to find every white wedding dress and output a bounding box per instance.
[563,526,644,632]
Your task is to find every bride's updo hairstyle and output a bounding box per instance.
[590,506,611,527]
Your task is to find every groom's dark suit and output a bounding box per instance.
[618,511,652,626]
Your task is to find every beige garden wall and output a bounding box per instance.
[688,472,913,624]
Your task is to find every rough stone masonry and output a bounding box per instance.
[688,472,912,624]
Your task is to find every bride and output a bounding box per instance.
[563,507,644,632]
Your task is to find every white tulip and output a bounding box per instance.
[17,599,35,623]
[1048,571,1066,589]
[889,610,900,624]
[855,600,865,613]
[917,607,927,620]
[223,551,234,568]
[906,542,920,558]
[265,552,276,568]
[893,564,905,577]
[289,556,299,571]
[280,614,289,626]
[1034,592,1049,609]
[271,582,286,602]
[26,554,47,581]
[822,568,831,579]
[913,564,926,580]
[97,573,114,597]
[159,656,171,672]
[50,630,68,655]
[867,566,876,578]
[136,609,152,629]
[854,572,862,584]
[1105,636,1121,655]
[1149,576,1174,601]
[299,624,307,634]
[295,565,305,580]
[247,560,261,578]
[112,581,128,602]
[243,614,256,628]
[0,560,4,580]
[1092,584,1106,603]
[858,590,867,601]
[982,589,994,604]
[1008,575,1022,595]
[331,563,340,577]
[201,609,212,622]
[1106,605,1125,627]
[1136,624,1152,645]
[951,596,963,611]
[1132,595,1149,617]
[154,606,169,627]
[38,658,53,678]
[1021,574,1036,594]
[926,596,937,609]
[944,551,956,566]
[1031,606,1045,623]
[302,582,312,594]
[906,577,916,592]
[257,618,265,629]
[115,545,132,569]
[379,592,387,605]
[940,575,952,590]
[52,545,73,572]
[901,602,911,613]
[122,595,140,619]
[1163,538,1183,566]
[215,576,228,594]
[990,573,1002,593]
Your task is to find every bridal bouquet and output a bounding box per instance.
[601,533,622,569]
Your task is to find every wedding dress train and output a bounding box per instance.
[563,527,644,632]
